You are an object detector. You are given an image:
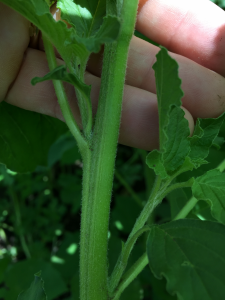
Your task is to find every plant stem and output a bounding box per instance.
[9,188,31,259]
[79,1,139,299]
[217,159,225,172]
[173,196,198,220]
[112,252,148,300]
[115,170,143,207]
[42,34,88,155]
[161,178,194,199]
[109,176,162,295]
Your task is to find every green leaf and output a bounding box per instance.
[0,102,67,173]
[17,271,47,300]
[57,0,120,52]
[147,219,225,300]
[192,169,225,224]
[31,65,92,109]
[162,105,190,171]
[0,0,88,66]
[188,112,225,167]
[153,46,184,149]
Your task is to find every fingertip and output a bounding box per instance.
[181,106,195,136]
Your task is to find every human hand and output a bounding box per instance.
[1,0,225,150]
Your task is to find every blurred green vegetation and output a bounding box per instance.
[1,1,225,299]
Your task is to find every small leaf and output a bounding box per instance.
[147,219,225,300]
[31,65,91,109]
[74,15,120,53]
[146,150,168,179]
[192,169,225,224]
[17,271,47,300]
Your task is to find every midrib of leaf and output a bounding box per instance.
[6,110,30,145]
[0,134,17,160]
[159,54,164,148]
[76,4,88,35]
[87,0,101,37]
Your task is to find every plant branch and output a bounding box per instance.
[161,178,194,199]
[42,33,88,156]
[112,252,149,300]
[109,176,162,295]
[173,196,198,220]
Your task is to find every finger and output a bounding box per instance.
[137,0,225,76]
[88,35,225,120]
[5,48,195,150]
[0,3,30,102]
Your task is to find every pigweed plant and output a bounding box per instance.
[1,0,225,300]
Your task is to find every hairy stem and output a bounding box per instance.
[173,196,198,220]
[80,1,139,299]
[109,176,162,295]
[112,253,148,300]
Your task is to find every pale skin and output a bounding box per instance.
[0,0,225,150]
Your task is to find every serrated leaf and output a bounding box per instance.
[0,102,67,173]
[188,113,225,167]
[17,271,47,300]
[153,47,184,149]
[57,0,120,53]
[163,105,190,171]
[147,219,225,300]
[192,169,225,224]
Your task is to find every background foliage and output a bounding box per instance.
[0,1,225,300]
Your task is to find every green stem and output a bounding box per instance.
[112,252,148,300]
[109,176,162,295]
[42,34,88,155]
[80,1,139,299]
[161,179,194,199]
[115,170,143,208]
[9,188,31,259]
[73,55,93,139]
[217,159,225,172]
[173,196,198,220]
